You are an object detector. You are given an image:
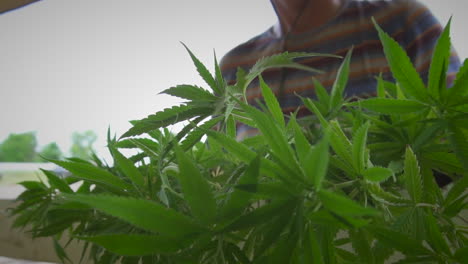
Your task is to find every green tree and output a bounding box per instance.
[0,132,37,162]
[70,130,97,160]
[38,142,63,161]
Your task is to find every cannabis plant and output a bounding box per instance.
[10,19,468,264]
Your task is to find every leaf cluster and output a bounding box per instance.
[10,20,468,264]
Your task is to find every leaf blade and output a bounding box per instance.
[363,167,393,183]
[330,48,352,111]
[41,169,73,193]
[403,146,423,203]
[303,132,330,190]
[110,147,145,189]
[182,43,218,93]
[175,145,217,224]
[352,122,370,173]
[63,194,203,238]
[51,160,132,192]
[373,18,427,102]
[161,84,217,102]
[122,105,212,138]
[428,18,452,101]
[318,189,379,217]
[259,75,285,128]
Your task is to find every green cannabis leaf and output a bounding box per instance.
[9,18,467,264]
[372,17,428,103]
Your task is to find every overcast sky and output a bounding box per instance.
[0,0,466,161]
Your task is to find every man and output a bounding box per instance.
[220,0,461,139]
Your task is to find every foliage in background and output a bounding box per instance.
[10,20,468,263]
[38,142,63,161]
[0,132,38,162]
[0,130,96,163]
[69,130,97,161]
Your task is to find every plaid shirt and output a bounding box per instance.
[220,0,461,139]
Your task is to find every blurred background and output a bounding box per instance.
[0,0,467,163]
